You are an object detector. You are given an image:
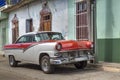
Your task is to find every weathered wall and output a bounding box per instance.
[8,0,68,43]
[68,0,76,40]
[97,0,120,62]
[0,19,8,50]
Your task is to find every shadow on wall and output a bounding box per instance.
[105,0,114,62]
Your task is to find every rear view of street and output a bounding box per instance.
[0,56,120,80]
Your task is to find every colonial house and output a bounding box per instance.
[97,0,120,63]
[1,0,120,63]
[3,0,69,43]
[0,0,9,53]
[0,0,22,53]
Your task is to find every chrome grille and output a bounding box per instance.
[61,51,87,58]
[61,51,78,58]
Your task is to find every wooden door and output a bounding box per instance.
[12,14,19,43]
[39,1,52,31]
[42,14,51,31]
[43,21,51,31]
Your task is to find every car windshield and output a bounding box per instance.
[35,32,64,42]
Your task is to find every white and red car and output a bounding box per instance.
[4,31,94,73]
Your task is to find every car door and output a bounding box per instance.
[15,35,35,62]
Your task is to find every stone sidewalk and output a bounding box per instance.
[0,51,4,57]
[88,62,120,72]
[100,62,120,72]
[0,51,3,54]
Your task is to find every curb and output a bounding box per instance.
[88,63,120,72]
[0,51,4,57]
[0,54,3,57]
[100,62,120,72]
[102,66,120,72]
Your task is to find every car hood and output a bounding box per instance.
[40,40,93,51]
[57,40,92,51]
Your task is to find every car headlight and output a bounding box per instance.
[55,43,62,51]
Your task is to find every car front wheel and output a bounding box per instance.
[74,61,87,69]
[9,56,18,67]
[41,55,54,74]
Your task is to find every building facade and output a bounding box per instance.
[3,0,68,44]
[0,3,9,52]
[1,0,120,63]
[0,0,21,51]
[1,0,96,61]
[97,0,120,63]
[0,12,8,51]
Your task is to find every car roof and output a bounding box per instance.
[22,31,61,36]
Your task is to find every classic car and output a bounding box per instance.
[4,31,94,73]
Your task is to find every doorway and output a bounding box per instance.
[39,1,52,31]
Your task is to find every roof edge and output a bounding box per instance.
[2,0,38,13]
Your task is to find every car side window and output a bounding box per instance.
[35,34,42,42]
[16,36,25,43]
[35,33,50,42]
[16,35,36,43]
[42,33,50,40]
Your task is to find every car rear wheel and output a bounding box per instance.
[41,55,54,74]
[9,56,18,67]
[74,61,87,69]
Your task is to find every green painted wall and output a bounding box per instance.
[96,0,107,39]
[97,0,120,39]
[68,0,76,40]
[98,39,120,63]
[0,19,8,50]
[0,12,8,20]
[0,26,2,50]
[97,0,120,62]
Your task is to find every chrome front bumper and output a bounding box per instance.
[50,55,94,65]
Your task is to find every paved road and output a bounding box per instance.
[0,70,32,80]
[0,56,120,80]
[0,56,33,80]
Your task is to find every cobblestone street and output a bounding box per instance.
[0,56,120,80]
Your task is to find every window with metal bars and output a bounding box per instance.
[76,1,89,40]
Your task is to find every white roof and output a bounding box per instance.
[22,31,61,36]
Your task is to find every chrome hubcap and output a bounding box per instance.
[9,56,14,65]
[42,59,49,71]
